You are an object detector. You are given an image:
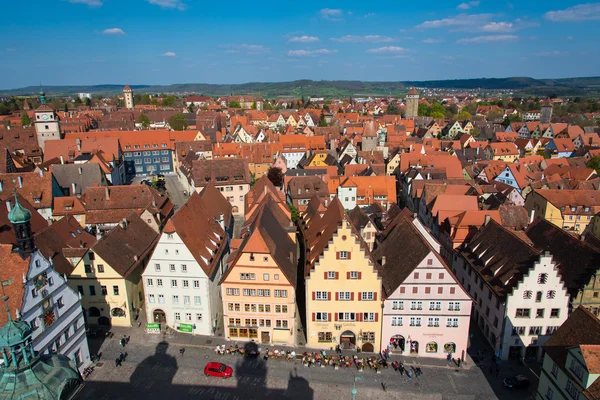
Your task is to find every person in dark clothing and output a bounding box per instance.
[180,348,185,357]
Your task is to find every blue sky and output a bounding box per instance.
[1,0,599,88]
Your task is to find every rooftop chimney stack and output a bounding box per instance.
[17,176,22,188]
[105,187,110,201]
[5,200,12,213]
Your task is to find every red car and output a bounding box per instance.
[204,362,233,379]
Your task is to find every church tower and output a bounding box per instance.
[33,89,61,151]
[405,87,419,119]
[123,84,134,110]
[8,192,34,258]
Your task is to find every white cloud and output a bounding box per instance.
[162,52,176,57]
[422,38,444,43]
[364,13,376,17]
[457,35,518,44]
[544,3,600,22]
[287,49,337,56]
[457,1,479,10]
[224,44,270,54]
[535,50,569,57]
[320,8,343,20]
[416,13,493,29]
[567,36,573,40]
[330,35,394,43]
[289,36,320,43]
[102,28,126,35]
[366,46,405,53]
[146,0,186,10]
[68,0,102,6]
[481,22,513,32]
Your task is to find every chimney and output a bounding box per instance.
[381,256,386,266]
[78,167,82,175]
[134,255,138,262]
[120,218,128,229]
[105,187,110,200]
[17,176,22,188]
[5,200,11,213]
[71,183,76,195]
[264,185,268,195]
[39,170,44,178]
[76,138,81,151]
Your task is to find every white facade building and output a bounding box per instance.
[142,188,231,335]
[451,220,569,360]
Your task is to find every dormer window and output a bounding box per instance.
[33,198,40,203]
[144,144,149,148]
[571,206,577,212]
[134,145,140,149]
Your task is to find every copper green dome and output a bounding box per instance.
[0,318,31,348]
[8,194,31,225]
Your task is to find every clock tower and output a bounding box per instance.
[33,89,61,151]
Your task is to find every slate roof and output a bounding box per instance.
[50,163,105,196]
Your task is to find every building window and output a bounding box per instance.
[147,279,153,287]
[315,312,329,322]
[550,308,560,318]
[565,379,580,400]
[263,273,269,281]
[551,363,558,378]
[339,251,348,259]
[429,301,441,311]
[89,285,96,296]
[101,286,107,295]
[158,295,164,304]
[446,318,459,328]
[512,326,526,336]
[194,296,201,305]
[175,313,181,321]
[169,264,176,272]
[57,297,64,309]
[97,264,104,273]
[349,271,359,279]
[409,317,422,327]
[361,292,375,301]
[391,316,403,326]
[515,308,530,318]
[181,265,187,273]
[171,280,177,288]
[173,295,179,304]
[84,264,93,273]
[194,280,200,288]
[155,264,161,272]
[338,312,355,322]
[113,286,119,296]
[274,274,279,280]
[392,301,404,310]
[547,290,556,299]
[538,273,548,284]
[149,294,155,304]
[523,290,532,299]
[183,280,189,288]
[327,271,336,279]
[77,286,83,295]
[338,292,351,301]
[240,273,255,280]
[410,301,423,310]
[275,290,287,298]
[428,317,440,327]
[157,279,163,287]
[315,291,328,301]
[448,302,461,311]
[318,332,333,342]
[536,309,544,318]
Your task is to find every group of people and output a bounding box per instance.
[115,351,128,367]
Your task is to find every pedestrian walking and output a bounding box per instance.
[115,358,121,367]
[119,352,124,362]
[180,348,185,357]
[120,338,125,348]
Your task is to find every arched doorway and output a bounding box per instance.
[362,343,374,352]
[88,307,100,317]
[98,316,111,326]
[409,340,419,354]
[390,335,405,352]
[339,330,356,350]
[153,309,166,323]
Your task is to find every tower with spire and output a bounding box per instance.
[540,98,553,124]
[123,84,134,110]
[8,191,34,258]
[0,295,83,399]
[405,87,419,119]
[33,88,61,151]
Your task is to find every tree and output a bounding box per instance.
[228,100,241,108]
[168,113,188,131]
[85,97,91,107]
[456,110,472,121]
[289,205,299,223]
[21,113,31,127]
[387,103,401,115]
[470,125,481,138]
[187,103,195,113]
[137,113,150,128]
[587,156,600,175]
[0,103,9,115]
[418,103,429,117]
[318,112,328,127]
[267,167,284,187]
[74,97,82,106]
[162,95,177,107]
[251,101,257,110]
[486,109,504,122]
[64,103,69,112]
[430,111,445,119]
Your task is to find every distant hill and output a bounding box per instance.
[2,77,600,97]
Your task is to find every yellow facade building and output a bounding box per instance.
[525,189,600,235]
[304,198,382,351]
[68,213,158,327]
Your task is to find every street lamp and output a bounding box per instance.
[351,376,363,400]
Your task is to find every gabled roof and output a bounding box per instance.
[197,183,233,230]
[169,191,228,277]
[245,175,286,219]
[0,172,54,209]
[461,219,541,300]
[0,244,29,326]
[526,217,600,298]
[91,212,159,278]
[50,163,105,196]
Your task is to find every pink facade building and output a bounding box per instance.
[373,215,472,359]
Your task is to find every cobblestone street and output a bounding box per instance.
[79,324,525,400]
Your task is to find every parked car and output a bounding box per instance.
[503,375,530,389]
[204,362,233,379]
